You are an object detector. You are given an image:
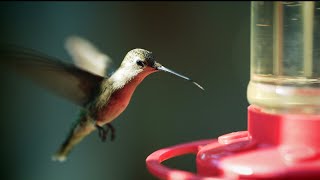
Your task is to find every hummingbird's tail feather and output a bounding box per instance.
[52,116,96,162]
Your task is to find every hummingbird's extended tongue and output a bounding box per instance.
[156,65,204,91]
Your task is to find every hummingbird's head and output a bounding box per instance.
[122,48,156,73]
[121,48,204,90]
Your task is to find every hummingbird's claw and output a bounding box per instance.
[107,124,116,141]
[96,125,107,142]
[95,123,116,142]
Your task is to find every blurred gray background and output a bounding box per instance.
[0,2,250,180]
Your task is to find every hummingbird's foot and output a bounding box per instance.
[96,125,107,142]
[107,123,116,141]
[95,123,116,142]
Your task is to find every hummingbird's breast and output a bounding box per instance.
[94,73,148,126]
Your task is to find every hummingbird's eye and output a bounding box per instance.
[136,60,145,67]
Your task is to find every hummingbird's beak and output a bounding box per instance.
[153,62,204,91]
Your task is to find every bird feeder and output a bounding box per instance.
[146,2,320,179]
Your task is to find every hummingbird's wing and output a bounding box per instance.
[0,45,105,107]
[65,36,113,77]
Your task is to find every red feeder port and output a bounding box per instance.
[146,105,320,179]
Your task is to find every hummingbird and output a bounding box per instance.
[0,36,204,162]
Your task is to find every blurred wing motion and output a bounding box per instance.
[0,45,104,107]
[65,36,113,77]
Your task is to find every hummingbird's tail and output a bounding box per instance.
[52,115,96,162]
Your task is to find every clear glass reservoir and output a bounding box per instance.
[248,1,320,114]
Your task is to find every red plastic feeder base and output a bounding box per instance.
[146,105,320,179]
